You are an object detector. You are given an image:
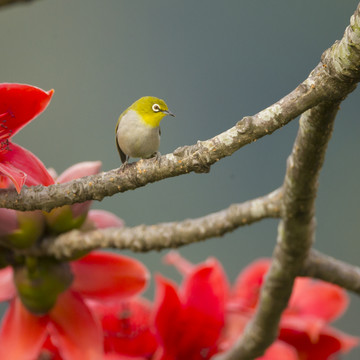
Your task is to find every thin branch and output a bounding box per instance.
[301,249,360,295]
[22,189,282,259]
[1,3,360,212]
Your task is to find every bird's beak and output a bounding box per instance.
[162,109,175,117]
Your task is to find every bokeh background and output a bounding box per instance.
[0,0,359,358]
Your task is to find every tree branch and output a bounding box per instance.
[301,249,360,295]
[1,2,360,212]
[214,103,339,360]
[21,189,282,259]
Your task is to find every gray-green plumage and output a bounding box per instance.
[116,109,161,163]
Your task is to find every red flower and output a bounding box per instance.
[90,296,157,358]
[230,258,359,360]
[153,252,229,360]
[0,83,54,193]
[0,252,149,360]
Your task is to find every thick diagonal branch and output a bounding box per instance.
[1,3,360,212]
[214,101,339,360]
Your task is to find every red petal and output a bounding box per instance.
[153,276,183,352]
[70,251,149,300]
[104,354,148,360]
[0,267,16,301]
[49,290,103,360]
[232,258,271,310]
[258,340,299,360]
[279,322,359,360]
[1,142,54,191]
[0,83,53,135]
[0,208,18,236]
[90,297,157,357]
[0,298,48,360]
[288,277,349,322]
[0,174,9,188]
[180,259,228,354]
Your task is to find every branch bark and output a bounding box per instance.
[301,249,360,295]
[22,189,282,259]
[213,101,339,360]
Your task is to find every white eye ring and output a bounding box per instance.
[152,104,161,112]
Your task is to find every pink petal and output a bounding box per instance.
[87,209,125,229]
[0,83,53,135]
[0,267,16,301]
[49,290,103,360]
[288,277,349,322]
[71,251,149,300]
[1,142,54,191]
[57,161,102,183]
[164,251,195,276]
[0,298,48,360]
[0,208,18,235]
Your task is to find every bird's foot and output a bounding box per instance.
[154,151,161,160]
[119,159,129,171]
[152,151,162,163]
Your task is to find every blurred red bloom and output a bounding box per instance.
[153,252,229,360]
[0,83,54,193]
[0,251,149,360]
[229,258,359,360]
[90,296,157,358]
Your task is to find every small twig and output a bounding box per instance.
[301,249,360,295]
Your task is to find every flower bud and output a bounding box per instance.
[14,257,73,314]
[0,209,44,249]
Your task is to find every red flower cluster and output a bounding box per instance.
[88,253,358,360]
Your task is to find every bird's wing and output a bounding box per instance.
[115,118,127,164]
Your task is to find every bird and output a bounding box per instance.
[115,96,175,164]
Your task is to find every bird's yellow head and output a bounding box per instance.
[130,96,175,128]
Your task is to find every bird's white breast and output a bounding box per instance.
[117,109,160,159]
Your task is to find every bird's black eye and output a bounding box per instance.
[152,104,161,112]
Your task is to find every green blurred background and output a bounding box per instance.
[0,0,359,358]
